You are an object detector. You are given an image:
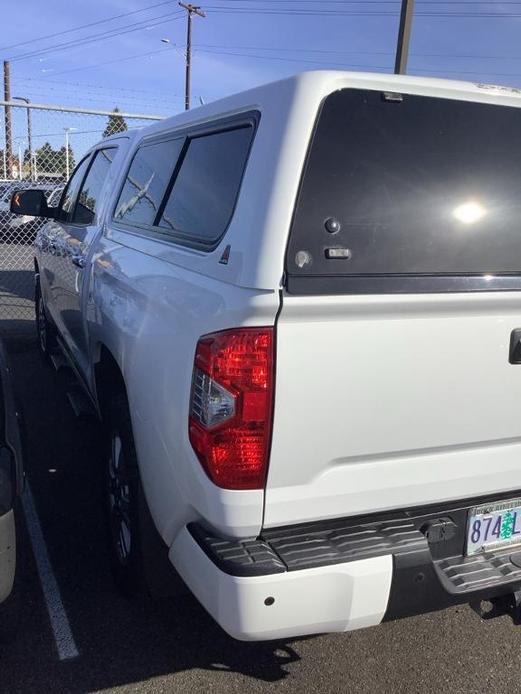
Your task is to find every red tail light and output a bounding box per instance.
[189,328,274,490]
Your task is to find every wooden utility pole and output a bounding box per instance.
[394,0,415,74]
[3,61,13,179]
[179,3,206,110]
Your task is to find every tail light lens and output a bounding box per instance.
[189,328,274,490]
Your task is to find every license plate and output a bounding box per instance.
[466,498,521,556]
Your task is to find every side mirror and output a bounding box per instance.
[10,189,55,219]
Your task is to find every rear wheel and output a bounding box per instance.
[104,393,147,597]
[103,391,188,599]
[35,279,57,360]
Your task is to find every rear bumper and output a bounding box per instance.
[169,526,392,641]
[169,490,521,641]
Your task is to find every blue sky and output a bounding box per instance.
[2,0,521,116]
[2,1,521,167]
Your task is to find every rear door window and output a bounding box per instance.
[73,148,117,225]
[57,155,91,221]
[114,138,184,227]
[287,89,521,293]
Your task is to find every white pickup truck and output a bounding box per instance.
[11,70,521,640]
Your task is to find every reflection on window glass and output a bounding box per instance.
[158,127,253,244]
[46,186,64,208]
[73,148,116,224]
[59,156,91,220]
[115,139,184,226]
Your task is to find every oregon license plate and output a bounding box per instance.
[466,498,521,556]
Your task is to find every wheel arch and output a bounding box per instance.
[94,343,128,418]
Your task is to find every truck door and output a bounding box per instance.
[51,147,117,377]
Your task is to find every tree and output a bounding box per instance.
[33,141,75,178]
[35,142,57,174]
[103,107,128,138]
[59,144,76,174]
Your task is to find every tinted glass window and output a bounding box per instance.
[73,148,116,224]
[158,126,253,245]
[288,89,521,281]
[58,156,91,221]
[114,138,184,226]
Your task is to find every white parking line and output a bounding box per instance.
[21,481,79,661]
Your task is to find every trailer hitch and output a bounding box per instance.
[471,590,521,624]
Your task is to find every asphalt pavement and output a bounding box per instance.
[1,331,521,694]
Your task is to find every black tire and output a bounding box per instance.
[104,393,148,598]
[35,278,57,361]
[103,392,188,599]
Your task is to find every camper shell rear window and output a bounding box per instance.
[286,89,521,294]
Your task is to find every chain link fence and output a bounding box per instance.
[0,100,164,332]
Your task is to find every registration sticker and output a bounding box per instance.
[466,498,521,556]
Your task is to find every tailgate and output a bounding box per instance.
[263,86,521,529]
[264,292,521,528]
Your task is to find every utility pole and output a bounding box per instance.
[13,97,34,180]
[394,0,415,75]
[179,3,205,110]
[3,61,13,179]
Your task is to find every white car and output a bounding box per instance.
[12,70,521,640]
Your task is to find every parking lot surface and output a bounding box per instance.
[2,333,521,694]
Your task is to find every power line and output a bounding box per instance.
[197,42,392,55]
[204,0,521,4]
[0,0,179,53]
[8,85,176,107]
[195,46,521,79]
[203,4,521,16]
[8,11,185,63]
[13,76,182,99]
[195,42,521,61]
[207,0,521,3]
[18,47,179,78]
[197,47,392,69]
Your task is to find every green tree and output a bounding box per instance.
[59,144,76,174]
[34,141,75,178]
[103,107,128,138]
[35,142,57,174]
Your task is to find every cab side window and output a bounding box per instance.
[114,139,184,227]
[73,148,117,225]
[157,126,253,246]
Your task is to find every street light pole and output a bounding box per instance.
[13,96,34,180]
[64,127,71,179]
[17,142,22,181]
[63,127,77,180]
[179,3,206,110]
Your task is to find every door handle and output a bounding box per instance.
[509,329,521,364]
[71,254,85,269]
